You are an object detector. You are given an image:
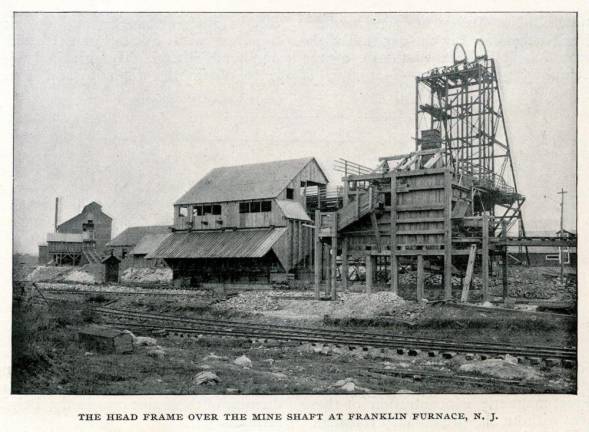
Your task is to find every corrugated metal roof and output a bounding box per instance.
[130,233,172,256]
[276,200,312,221]
[175,157,325,205]
[147,227,287,259]
[108,225,171,247]
[47,233,83,243]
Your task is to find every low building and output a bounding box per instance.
[107,225,171,268]
[508,230,577,267]
[148,157,329,286]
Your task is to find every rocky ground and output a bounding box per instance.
[12,263,577,395]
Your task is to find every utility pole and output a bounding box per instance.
[557,188,568,284]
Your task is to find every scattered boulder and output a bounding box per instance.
[147,347,166,359]
[134,336,158,347]
[233,355,253,368]
[332,377,370,393]
[194,371,220,386]
[459,359,542,381]
[271,372,287,380]
[225,388,240,394]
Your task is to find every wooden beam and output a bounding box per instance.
[501,220,508,302]
[417,255,424,301]
[341,237,348,291]
[313,210,321,300]
[481,214,490,303]
[443,171,453,300]
[365,254,373,294]
[331,213,338,300]
[461,244,477,302]
[390,174,398,294]
[324,243,331,298]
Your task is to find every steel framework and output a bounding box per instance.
[415,39,526,237]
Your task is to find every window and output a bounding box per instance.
[239,201,272,213]
[286,188,294,199]
[193,206,202,216]
[178,206,188,217]
[203,205,212,215]
[213,204,222,215]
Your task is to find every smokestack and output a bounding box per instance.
[54,197,59,232]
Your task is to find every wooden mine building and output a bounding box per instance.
[148,157,329,287]
[314,40,576,302]
[38,201,112,266]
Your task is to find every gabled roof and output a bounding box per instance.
[175,157,327,205]
[275,200,312,222]
[130,233,172,256]
[57,201,112,230]
[147,227,287,259]
[108,225,171,247]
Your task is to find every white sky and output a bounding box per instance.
[13,12,576,253]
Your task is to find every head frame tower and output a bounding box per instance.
[415,39,526,237]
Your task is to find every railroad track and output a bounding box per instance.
[37,287,212,298]
[93,306,576,364]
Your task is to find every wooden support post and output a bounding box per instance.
[314,210,321,300]
[461,244,477,303]
[416,255,424,302]
[343,179,349,206]
[501,220,508,302]
[443,171,453,300]
[365,254,373,294]
[341,236,348,291]
[331,213,338,300]
[390,173,398,294]
[324,244,331,298]
[297,221,303,270]
[482,213,490,303]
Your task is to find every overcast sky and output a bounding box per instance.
[14,12,576,254]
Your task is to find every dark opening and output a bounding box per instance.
[212,204,222,215]
[251,201,261,213]
[261,201,272,212]
[239,202,249,213]
[286,188,294,199]
[203,205,212,215]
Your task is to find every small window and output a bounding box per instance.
[286,188,294,199]
[178,206,188,217]
[545,254,560,261]
[251,201,261,213]
[239,202,249,213]
[384,192,391,206]
[193,206,203,216]
[261,201,272,212]
[212,204,222,215]
[203,205,212,215]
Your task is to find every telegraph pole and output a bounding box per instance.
[557,188,567,284]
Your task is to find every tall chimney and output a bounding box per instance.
[54,197,59,232]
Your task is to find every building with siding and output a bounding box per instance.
[38,201,112,265]
[149,157,329,286]
[107,225,171,268]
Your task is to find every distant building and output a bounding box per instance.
[38,201,112,265]
[148,157,329,286]
[508,230,577,267]
[107,225,171,268]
